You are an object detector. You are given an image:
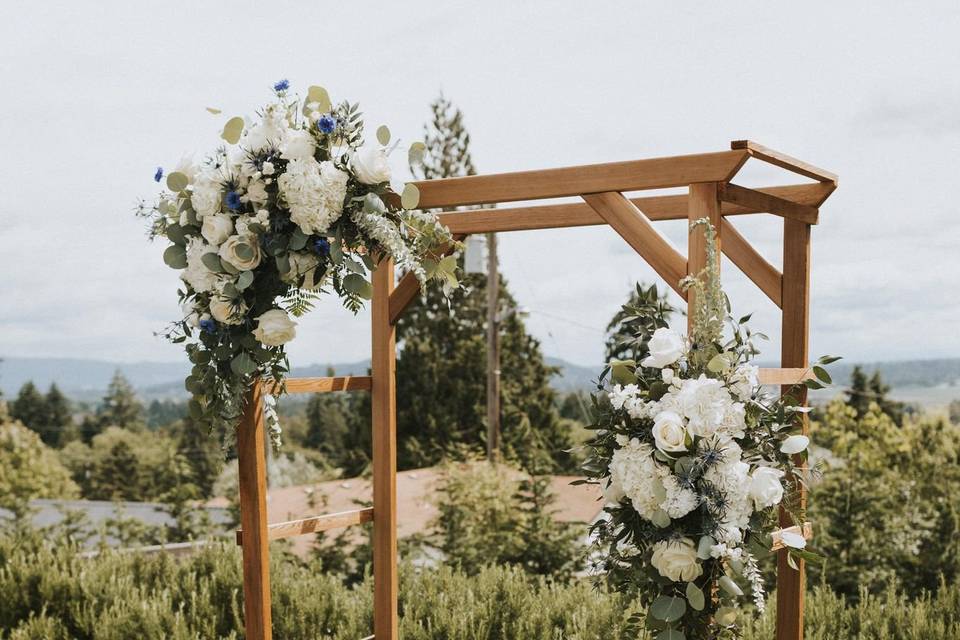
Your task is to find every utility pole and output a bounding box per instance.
[485,232,500,463]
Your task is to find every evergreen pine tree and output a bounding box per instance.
[41,384,71,447]
[174,418,223,499]
[10,381,48,433]
[305,367,351,461]
[869,370,905,425]
[846,365,871,417]
[97,371,144,431]
[93,440,141,501]
[397,95,572,473]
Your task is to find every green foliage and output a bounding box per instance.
[0,421,79,518]
[8,382,73,447]
[96,371,145,433]
[809,397,960,598]
[430,460,583,580]
[605,282,676,364]
[845,365,905,423]
[2,531,960,639]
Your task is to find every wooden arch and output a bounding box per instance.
[235,140,838,640]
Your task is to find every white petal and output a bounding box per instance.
[780,531,807,549]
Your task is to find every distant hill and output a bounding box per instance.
[1,355,958,406]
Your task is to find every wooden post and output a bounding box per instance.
[485,232,501,462]
[372,257,398,639]
[776,218,811,640]
[687,182,722,333]
[237,381,272,640]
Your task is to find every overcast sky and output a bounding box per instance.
[1,1,958,371]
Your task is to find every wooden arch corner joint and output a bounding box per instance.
[582,192,688,299]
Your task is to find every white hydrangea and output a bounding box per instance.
[181,237,219,293]
[661,475,699,518]
[702,443,753,537]
[190,174,222,219]
[607,384,654,420]
[278,158,348,235]
[607,438,671,521]
[657,374,746,440]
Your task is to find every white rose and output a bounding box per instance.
[651,411,687,453]
[253,309,297,346]
[780,435,809,455]
[201,214,234,245]
[261,161,275,175]
[749,466,785,509]
[650,538,703,582]
[281,129,317,162]
[350,146,392,184]
[218,234,262,271]
[190,176,222,219]
[641,328,686,368]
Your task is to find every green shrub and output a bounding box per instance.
[2,534,960,639]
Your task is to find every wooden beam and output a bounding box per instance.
[415,150,749,209]
[263,376,372,395]
[582,192,688,298]
[771,523,814,552]
[437,183,833,235]
[388,234,466,326]
[758,367,813,386]
[721,219,783,308]
[236,382,272,640]
[720,183,819,225]
[236,508,374,545]
[687,183,722,333]
[732,140,838,186]
[776,218,812,640]
[371,257,399,640]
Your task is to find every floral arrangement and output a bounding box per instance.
[138,80,458,446]
[583,220,836,639]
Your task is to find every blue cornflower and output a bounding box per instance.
[313,237,330,256]
[226,190,242,210]
[199,318,217,334]
[273,79,290,92]
[317,115,337,134]
[154,167,164,182]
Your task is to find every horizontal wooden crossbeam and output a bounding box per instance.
[583,191,689,298]
[758,367,814,385]
[414,150,750,209]
[771,522,814,552]
[236,507,375,545]
[732,140,838,186]
[263,376,372,395]
[436,183,833,235]
[721,219,783,307]
[719,183,819,225]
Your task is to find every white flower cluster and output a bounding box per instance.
[601,327,807,599]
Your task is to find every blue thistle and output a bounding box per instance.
[154,167,164,183]
[226,190,242,210]
[273,79,290,92]
[317,115,337,134]
[313,237,330,256]
[200,318,217,334]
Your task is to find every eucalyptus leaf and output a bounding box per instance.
[401,183,420,209]
[163,245,187,269]
[221,116,244,144]
[289,228,308,251]
[166,171,189,193]
[230,352,258,376]
[236,270,255,290]
[697,536,715,560]
[343,274,373,299]
[165,224,187,246]
[650,595,686,622]
[609,359,637,385]
[202,253,224,273]
[376,124,391,146]
[707,354,727,373]
[206,106,222,114]
[685,582,705,611]
[344,257,366,275]
[305,86,331,113]
[408,141,426,165]
[719,575,744,597]
[650,510,671,528]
